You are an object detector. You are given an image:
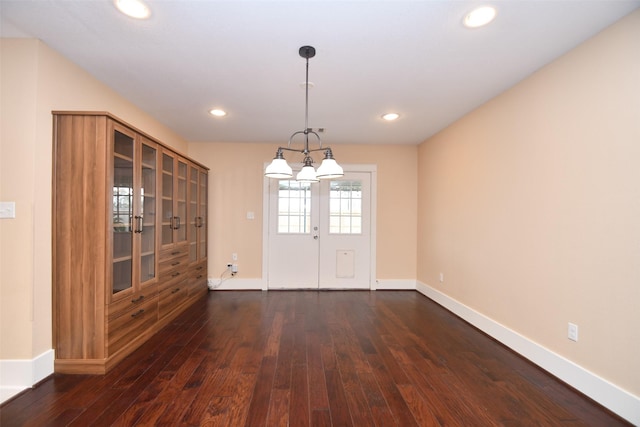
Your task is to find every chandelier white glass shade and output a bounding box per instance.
[265,46,343,182]
[264,149,293,178]
[315,148,343,179]
[296,157,319,183]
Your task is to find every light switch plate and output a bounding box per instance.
[568,322,578,342]
[0,202,16,219]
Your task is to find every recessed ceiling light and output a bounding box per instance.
[209,109,227,117]
[382,113,400,121]
[114,0,150,19]
[463,6,496,28]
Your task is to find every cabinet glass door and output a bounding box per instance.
[176,160,188,243]
[188,165,198,262]
[112,130,134,294]
[198,170,208,260]
[161,153,174,245]
[139,142,157,284]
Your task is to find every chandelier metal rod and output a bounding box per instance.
[304,51,310,155]
[264,45,342,181]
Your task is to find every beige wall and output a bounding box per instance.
[0,39,188,360]
[417,10,640,396]
[188,142,418,281]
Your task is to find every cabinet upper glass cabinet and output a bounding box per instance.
[188,165,208,263]
[161,151,188,247]
[111,126,158,295]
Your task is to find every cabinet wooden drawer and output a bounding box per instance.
[188,262,207,294]
[158,267,187,294]
[108,288,158,321]
[107,295,158,356]
[159,283,188,318]
[159,244,188,262]
[159,254,188,277]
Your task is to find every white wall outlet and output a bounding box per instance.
[439,272,444,283]
[568,322,578,342]
[232,253,238,261]
[231,264,238,273]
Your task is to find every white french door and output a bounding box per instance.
[265,169,373,289]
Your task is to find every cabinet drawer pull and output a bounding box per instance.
[131,309,145,318]
[171,261,180,266]
[196,266,203,270]
[172,272,180,277]
[172,288,181,294]
[171,251,180,255]
[196,275,203,279]
[131,295,145,303]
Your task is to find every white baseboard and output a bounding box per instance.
[416,281,639,425]
[208,277,265,291]
[208,278,416,291]
[374,279,417,290]
[1,349,54,404]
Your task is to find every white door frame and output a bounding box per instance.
[262,163,377,291]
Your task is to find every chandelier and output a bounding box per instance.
[264,46,343,182]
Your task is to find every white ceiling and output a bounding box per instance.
[1,1,638,145]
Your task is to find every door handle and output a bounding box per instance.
[170,216,181,230]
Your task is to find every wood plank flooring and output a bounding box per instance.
[0,291,630,426]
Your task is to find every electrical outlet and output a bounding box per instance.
[232,253,238,261]
[568,323,578,342]
[439,273,444,283]
[231,264,238,274]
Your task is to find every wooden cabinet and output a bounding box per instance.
[187,164,208,295]
[158,245,189,319]
[53,112,208,374]
[160,150,189,250]
[111,123,158,296]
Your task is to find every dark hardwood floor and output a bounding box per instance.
[0,291,629,426]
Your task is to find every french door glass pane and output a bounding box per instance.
[329,180,362,234]
[277,180,311,234]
